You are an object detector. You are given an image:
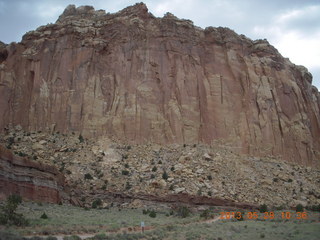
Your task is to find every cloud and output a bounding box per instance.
[252,4,320,87]
[36,4,65,20]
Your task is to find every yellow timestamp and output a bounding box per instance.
[219,211,308,220]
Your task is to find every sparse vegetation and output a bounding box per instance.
[306,204,320,212]
[78,134,84,143]
[63,235,81,240]
[259,204,268,213]
[162,171,168,180]
[40,212,48,219]
[200,209,214,219]
[125,181,131,190]
[92,199,102,209]
[121,170,129,175]
[0,194,28,226]
[176,206,190,218]
[84,173,93,180]
[296,204,304,212]
[149,210,157,218]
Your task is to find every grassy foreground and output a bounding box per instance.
[0,202,319,239]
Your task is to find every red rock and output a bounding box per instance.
[0,145,66,203]
[0,3,319,166]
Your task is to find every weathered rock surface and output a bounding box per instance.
[0,145,66,203]
[0,3,319,166]
[1,128,319,208]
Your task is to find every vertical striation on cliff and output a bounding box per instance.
[0,3,319,166]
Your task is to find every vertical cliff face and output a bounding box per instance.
[0,3,319,166]
[0,145,66,203]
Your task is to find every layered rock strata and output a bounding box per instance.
[0,3,319,166]
[0,145,66,203]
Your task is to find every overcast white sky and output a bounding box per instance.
[0,0,319,89]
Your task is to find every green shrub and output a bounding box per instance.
[296,204,304,212]
[306,204,320,212]
[149,210,157,218]
[40,212,48,219]
[162,171,168,180]
[84,173,93,180]
[197,189,202,196]
[78,134,84,143]
[92,199,102,209]
[142,209,150,215]
[125,182,132,190]
[124,163,129,168]
[259,204,268,213]
[177,206,190,218]
[275,205,285,210]
[200,209,214,219]
[121,170,129,175]
[207,175,212,180]
[0,194,28,226]
[152,166,157,172]
[18,151,27,157]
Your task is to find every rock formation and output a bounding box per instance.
[0,3,319,166]
[1,127,319,207]
[0,145,66,203]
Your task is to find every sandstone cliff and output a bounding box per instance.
[0,3,319,166]
[0,145,66,203]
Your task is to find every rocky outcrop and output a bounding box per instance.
[0,145,66,203]
[0,3,319,166]
[1,128,319,208]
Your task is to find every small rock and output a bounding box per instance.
[203,153,213,161]
[39,140,47,145]
[15,125,22,131]
[174,187,185,193]
[32,143,45,151]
